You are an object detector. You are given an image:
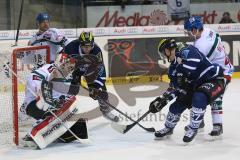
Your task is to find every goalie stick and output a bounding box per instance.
[0,55,91,145]
[80,85,155,133]
[41,80,92,145]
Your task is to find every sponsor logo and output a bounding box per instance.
[19,32,30,37]
[94,28,107,35]
[156,26,169,33]
[217,25,231,31]
[142,27,156,33]
[149,9,168,26]
[94,8,220,27]
[127,27,139,34]
[63,30,75,36]
[232,24,240,31]
[192,10,217,24]
[113,28,127,34]
[0,32,10,38]
[42,108,78,138]
[96,10,164,27]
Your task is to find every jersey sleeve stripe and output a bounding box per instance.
[183,64,196,70]
[94,79,104,86]
[207,34,219,58]
[186,58,201,62]
[198,66,214,79]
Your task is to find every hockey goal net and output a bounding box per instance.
[0,45,50,146]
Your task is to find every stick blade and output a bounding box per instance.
[111,122,127,134]
[77,138,93,145]
[143,127,155,132]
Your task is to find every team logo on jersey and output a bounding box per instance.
[182,49,189,59]
[33,75,42,81]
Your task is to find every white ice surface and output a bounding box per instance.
[1,80,240,160]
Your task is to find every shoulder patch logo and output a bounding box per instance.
[182,49,190,59]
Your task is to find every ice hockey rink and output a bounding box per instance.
[0,79,240,160]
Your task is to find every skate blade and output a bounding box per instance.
[197,128,204,133]
[181,139,195,146]
[154,134,172,140]
[19,140,39,149]
[205,134,223,141]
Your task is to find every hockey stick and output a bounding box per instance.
[80,85,155,133]
[13,0,24,47]
[112,96,176,134]
[111,110,151,134]
[47,63,155,133]
[0,55,91,145]
[41,81,92,145]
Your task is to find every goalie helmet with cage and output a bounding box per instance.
[158,38,177,62]
[56,53,76,77]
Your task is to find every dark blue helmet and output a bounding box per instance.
[184,16,203,31]
[36,12,50,25]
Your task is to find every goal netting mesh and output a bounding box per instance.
[0,45,50,146]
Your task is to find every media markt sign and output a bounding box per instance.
[87,4,240,27]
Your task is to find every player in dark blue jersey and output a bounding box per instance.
[64,31,119,122]
[149,38,225,143]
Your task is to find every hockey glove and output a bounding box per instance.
[53,95,66,108]
[149,96,168,113]
[176,73,191,89]
[89,88,108,100]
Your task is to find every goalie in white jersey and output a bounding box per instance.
[184,16,234,137]
[28,12,71,63]
[22,54,89,149]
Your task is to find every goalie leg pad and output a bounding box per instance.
[58,118,88,143]
[29,96,78,149]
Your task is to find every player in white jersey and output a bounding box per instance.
[22,54,89,149]
[184,16,234,137]
[22,53,76,121]
[28,12,71,63]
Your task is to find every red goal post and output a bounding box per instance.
[0,45,50,146]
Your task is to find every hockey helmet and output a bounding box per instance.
[158,38,177,53]
[158,38,177,61]
[36,12,50,25]
[184,16,203,31]
[79,31,94,47]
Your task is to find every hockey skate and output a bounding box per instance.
[100,106,119,122]
[184,120,205,133]
[21,134,38,149]
[183,128,197,143]
[209,123,223,136]
[206,123,223,141]
[101,110,119,122]
[155,127,173,139]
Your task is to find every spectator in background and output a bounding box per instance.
[219,12,236,23]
